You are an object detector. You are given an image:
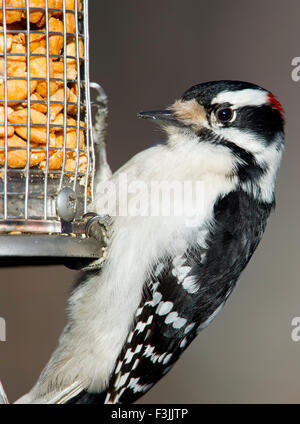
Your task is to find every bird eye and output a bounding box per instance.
[216,107,234,123]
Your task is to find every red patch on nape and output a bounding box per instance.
[267,93,285,117]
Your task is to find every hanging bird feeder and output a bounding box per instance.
[0,0,109,268]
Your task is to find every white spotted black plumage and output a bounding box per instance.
[17,80,284,405]
[69,189,273,404]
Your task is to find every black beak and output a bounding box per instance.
[137,109,177,123]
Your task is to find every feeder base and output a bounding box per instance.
[0,234,103,268]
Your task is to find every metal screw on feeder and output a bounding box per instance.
[56,187,77,222]
[0,0,110,267]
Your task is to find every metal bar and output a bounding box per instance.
[0,167,85,175]
[0,234,102,259]
[43,0,51,220]
[24,0,32,219]
[4,53,83,60]
[2,0,8,219]
[0,6,82,13]
[0,219,62,233]
[83,0,93,210]
[73,0,82,191]
[4,122,86,130]
[58,0,68,190]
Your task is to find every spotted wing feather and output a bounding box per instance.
[68,190,272,404]
[104,191,272,403]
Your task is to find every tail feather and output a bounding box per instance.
[0,381,9,404]
[66,389,107,404]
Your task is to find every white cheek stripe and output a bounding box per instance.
[212,89,268,108]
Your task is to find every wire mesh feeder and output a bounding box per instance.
[0,0,109,267]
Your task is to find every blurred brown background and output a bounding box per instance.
[0,0,300,403]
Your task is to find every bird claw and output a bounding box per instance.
[73,213,112,272]
[84,213,112,245]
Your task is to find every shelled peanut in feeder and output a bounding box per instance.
[0,0,86,173]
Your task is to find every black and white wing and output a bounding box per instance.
[69,190,272,404]
[103,249,234,404]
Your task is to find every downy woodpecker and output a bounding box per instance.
[17,80,285,404]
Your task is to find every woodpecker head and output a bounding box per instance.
[139,80,285,202]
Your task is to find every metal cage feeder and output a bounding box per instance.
[0,0,108,267]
